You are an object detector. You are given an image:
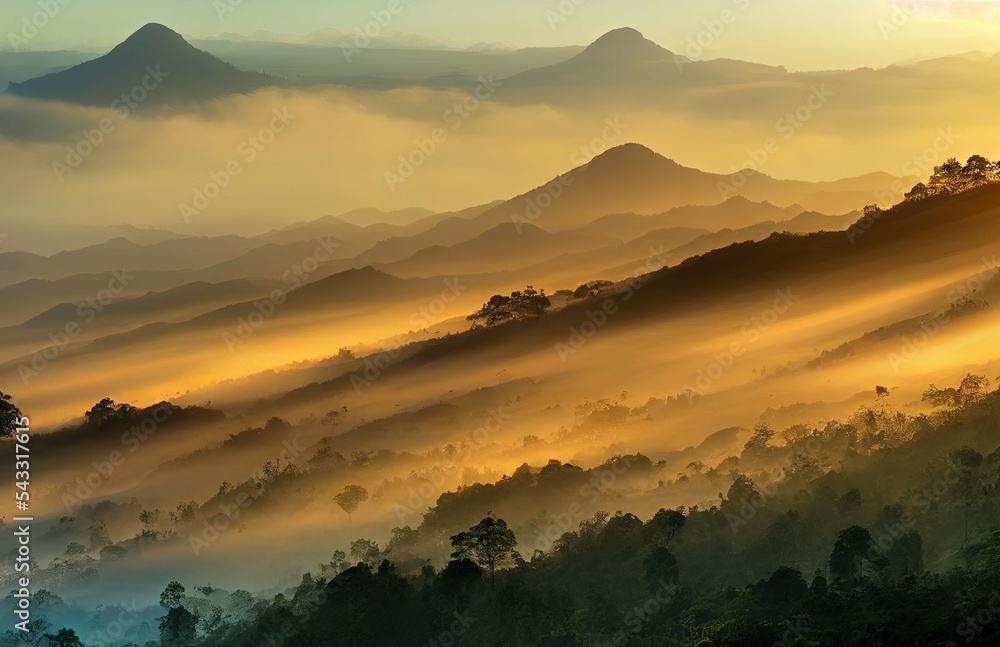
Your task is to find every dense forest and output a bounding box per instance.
[7,373,1000,646]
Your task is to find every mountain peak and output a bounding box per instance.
[591,27,646,46]
[6,22,280,106]
[112,23,191,55]
[588,143,672,166]
[581,28,673,61]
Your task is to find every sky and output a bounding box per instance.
[3,0,1000,70]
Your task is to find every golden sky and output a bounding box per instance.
[3,0,1000,70]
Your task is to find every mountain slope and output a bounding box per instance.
[456,143,905,232]
[504,27,785,87]
[6,23,282,105]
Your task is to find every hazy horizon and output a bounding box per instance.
[2,5,1000,647]
[3,0,1000,71]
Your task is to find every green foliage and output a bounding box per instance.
[43,628,84,647]
[42,375,1000,646]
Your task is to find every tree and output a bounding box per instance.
[43,628,83,647]
[440,558,483,600]
[84,397,135,425]
[159,607,198,647]
[349,538,383,568]
[15,618,50,647]
[0,390,23,438]
[758,566,808,606]
[647,508,686,544]
[927,157,963,195]
[923,374,991,410]
[333,485,369,524]
[829,525,881,583]
[99,544,128,561]
[862,203,882,223]
[160,581,187,609]
[904,181,928,202]
[741,424,775,460]
[960,154,996,190]
[467,286,551,327]
[158,582,197,647]
[450,514,518,591]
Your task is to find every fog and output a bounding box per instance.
[3,70,1000,240]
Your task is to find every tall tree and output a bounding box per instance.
[334,485,369,525]
[43,628,84,647]
[450,514,518,591]
[830,525,881,583]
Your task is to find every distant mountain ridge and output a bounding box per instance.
[6,23,282,106]
[504,27,786,87]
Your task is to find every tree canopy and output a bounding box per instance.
[450,514,519,590]
[334,485,369,524]
[905,154,1000,201]
[467,286,551,326]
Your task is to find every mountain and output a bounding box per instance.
[0,278,281,348]
[5,23,282,106]
[576,197,806,241]
[267,182,1000,423]
[452,143,904,232]
[333,207,436,227]
[379,222,614,277]
[504,28,682,87]
[504,27,785,87]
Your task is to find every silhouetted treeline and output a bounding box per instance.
[51,375,998,647]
